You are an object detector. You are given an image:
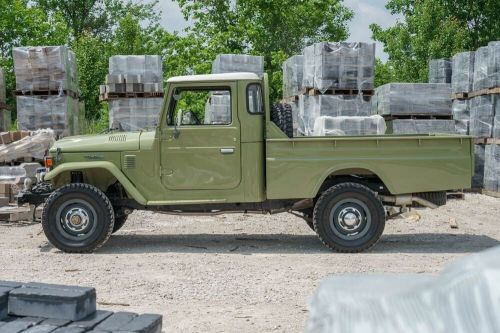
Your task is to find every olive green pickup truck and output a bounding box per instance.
[19,73,474,253]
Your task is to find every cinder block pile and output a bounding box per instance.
[212,54,265,75]
[0,68,11,132]
[13,46,82,138]
[100,56,164,131]
[283,42,384,137]
[0,281,163,333]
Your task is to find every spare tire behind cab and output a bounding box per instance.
[271,103,293,138]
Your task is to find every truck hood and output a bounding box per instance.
[50,132,142,153]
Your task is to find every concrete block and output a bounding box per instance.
[0,197,9,207]
[115,314,162,333]
[0,317,43,333]
[0,293,7,320]
[68,310,113,330]
[95,312,137,331]
[9,283,96,321]
[51,327,86,333]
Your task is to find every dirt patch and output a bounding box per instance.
[0,193,499,332]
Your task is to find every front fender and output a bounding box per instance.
[45,162,147,205]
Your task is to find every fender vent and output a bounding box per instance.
[109,134,127,142]
[123,155,137,169]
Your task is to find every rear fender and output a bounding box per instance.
[44,162,147,205]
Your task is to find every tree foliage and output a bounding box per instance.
[371,0,500,83]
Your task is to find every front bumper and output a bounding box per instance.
[16,183,54,206]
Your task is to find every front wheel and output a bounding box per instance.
[42,183,115,253]
[313,183,386,253]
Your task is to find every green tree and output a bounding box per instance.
[172,0,353,101]
[371,0,499,82]
[33,0,159,40]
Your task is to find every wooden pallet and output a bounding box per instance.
[0,205,34,222]
[467,87,500,99]
[447,191,465,200]
[481,189,500,199]
[100,91,164,101]
[452,92,469,100]
[383,114,454,120]
[474,138,500,145]
[15,89,80,99]
[300,87,375,97]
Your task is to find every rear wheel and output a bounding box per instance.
[42,183,115,253]
[313,183,385,253]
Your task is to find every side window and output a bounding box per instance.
[247,84,263,115]
[168,88,231,126]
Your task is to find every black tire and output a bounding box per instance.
[112,213,129,234]
[313,182,386,253]
[416,192,447,206]
[271,103,293,138]
[42,183,115,253]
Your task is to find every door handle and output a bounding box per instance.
[220,148,235,155]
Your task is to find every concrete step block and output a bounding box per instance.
[67,310,113,330]
[8,283,96,321]
[95,311,137,331]
[0,316,43,333]
[114,314,162,333]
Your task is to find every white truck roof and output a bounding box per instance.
[167,72,260,83]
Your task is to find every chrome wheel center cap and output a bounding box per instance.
[70,215,83,225]
[343,212,359,227]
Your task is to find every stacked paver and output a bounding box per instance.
[0,68,10,132]
[0,280,163,333]
[448,41,500,190]
[100,56,164,131]
[212,54,265,75]
[372,83,454,135]
[13,46,81,138]
[283,42,383,137]
[428,59,452,84]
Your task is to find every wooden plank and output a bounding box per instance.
[100,91,164,101]
[468,87,500,98]
[452,92,469,100]
[383,114,454,120]
[302,87,375,97]
[0,205,34,222]
[15,90,80,99]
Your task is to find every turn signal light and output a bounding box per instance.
[44,157,54,169]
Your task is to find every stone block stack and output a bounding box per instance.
[100,55,164,131]
[283,42,384,137]
[13,46,82,138]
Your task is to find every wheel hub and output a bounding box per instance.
[329,199,372,241]
[63,208,90,232]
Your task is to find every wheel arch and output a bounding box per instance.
[45,162,147,205]
[313,167,393,198]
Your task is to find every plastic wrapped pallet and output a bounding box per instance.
[451,51,475,93]
[306,246,500,333]
[452,99,469,134]
[373,83,452,116]
[313,115,386,137]
[282,55,304,98]
[298,94,372,135]
[0,68,6,104]
[469,95,495,138]
[303,42,375,92]
[212,54,264,75]
[428,59,452,84]
[391,119,456,134]
[13,46,79,93]
[473,145,485,188]
[473,46,490,91]
[109,98,163,131]
[109,55,163,83]
[0,129,56,164]
[17,96,80,137]
[488,41,500,88]
[484,145,500,192]
[204,93,231,125]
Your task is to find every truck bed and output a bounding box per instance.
[265,134,474,199]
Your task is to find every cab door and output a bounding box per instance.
[160,83,241,190]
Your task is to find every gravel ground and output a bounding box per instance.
[0,193,499,332]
